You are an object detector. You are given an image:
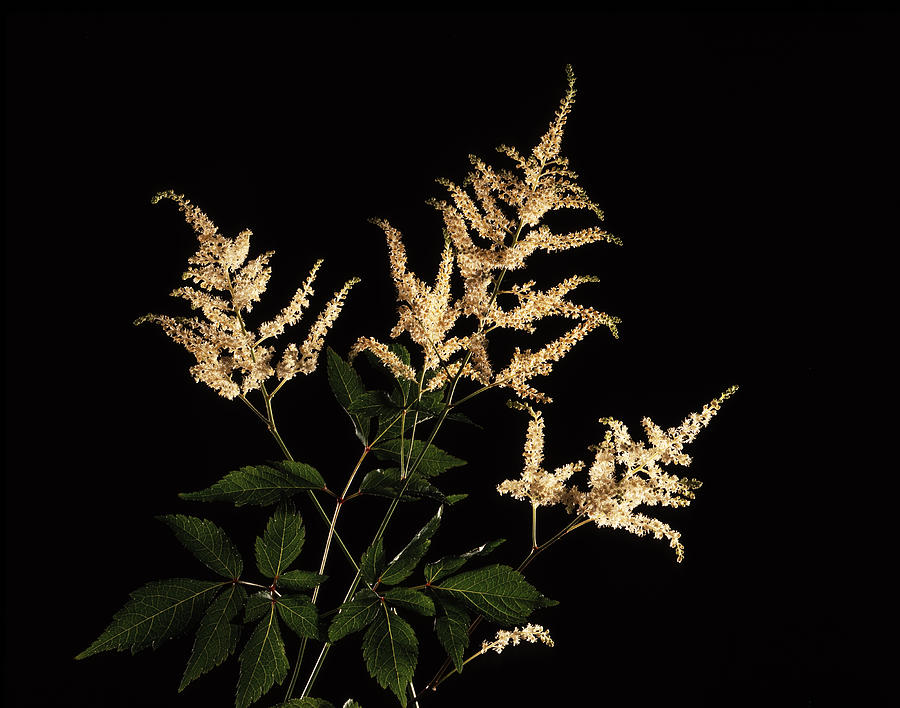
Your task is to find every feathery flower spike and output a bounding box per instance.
[137,191,357,398]
[499,387,738,561]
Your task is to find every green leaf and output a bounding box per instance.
[362,607,418,706]
[276,594,320,640]
[434,601,470,673]
[423,539,505,584]
[359,468,446,504]
[380,507,442,586]
[328,593,382,643]
[382,588,434,617]
[360,538,385,586]
[327,347,370,445]
[278,570,326,593]
[272,699,336,708]
[431,564,556,625]
[236,604,288,708]
[407,392,480,429]
[179,461,325,507]
[445,494,468,505]
[244,591,274,624]
[342,701,363,708]
[346,390,394,418]
[255,503,305,579]
[372,439,465,478]
[179,584,247,691]
[158,514,244,580]
[76,579,222,659]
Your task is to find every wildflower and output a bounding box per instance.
[356,66,620,403]
[480,624,554,655]
[137,191,356,399]
[499,387,738,561]
[497,405,584,507]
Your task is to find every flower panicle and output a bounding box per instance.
[499,388,738,561]
[480,624,554,655]
[139,194,356,398]
[360,67,621,403]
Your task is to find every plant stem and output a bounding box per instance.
[284,445,371,700]
[426,515,590,691]
[300,211,532,699]
[298,366,466,699]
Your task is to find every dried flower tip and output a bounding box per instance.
[481,624,554,655]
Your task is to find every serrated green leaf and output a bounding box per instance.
[159,514,244,580]
[278,570,326,593]
[276,595,320,640]
[362,607,418,706]
[423,539,505,584]
[327,347,370,445]
[328,593,382,642]
[360,538,385,586]
[373,439,465,478]
[431,564,556,625]
[444,494,468,505]
[179,461,325,507]
[179,584,247,691]
[255,503,305,579]
[359,468,446,504]
[382,588,434,617]
[272,699,336,708]
[434,601,470,673]
[76,579,223,659]
[346,390,394,417]
[380,507,442,586]
[236,605,288,708]
[244,591,274,624]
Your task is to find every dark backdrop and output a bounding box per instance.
[4,10,894,707]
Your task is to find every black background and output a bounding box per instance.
[4,9,894,708]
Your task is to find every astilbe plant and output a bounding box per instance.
[77,66,736,708]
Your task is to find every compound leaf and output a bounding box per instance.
[179,583,247,691]
[380,507,442,586]
[372,439,465,478]
[360,538,385,586]
[158,514,244,579]
[236,604,288,708]
[327,347,370,445]
[423,539,505,584]
[328,593,382,643]
[276,594,320,640]
[359,468,446,504]
[430,564,556,625]
[179,461,325,507]
[278,570,326,593]
[76,578,222,659]
[362,608,418,706]
[434,600,470,673]
[382,588,434,617]
[255,503,305,579]
[244,592,274,624]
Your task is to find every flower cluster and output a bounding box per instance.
[498,386,738,561]
[352,66,621,403]
[480,624,555,655]
[137,191,357,399]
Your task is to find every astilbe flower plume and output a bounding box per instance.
[351,66,621,403]
[136,191,357,399]
[498,386,739,561]
[480,624,555,655]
